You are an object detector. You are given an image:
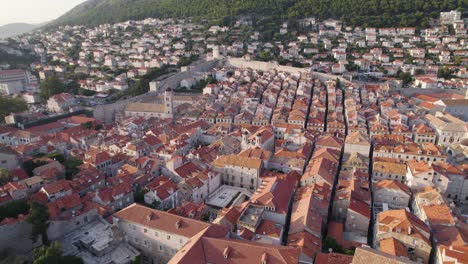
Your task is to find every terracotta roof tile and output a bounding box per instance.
[422,204,456,226]
[315,252,353,264]
[379,238,408,257]
[113,203,229,238]
[171,236,300,264]
[352,247,414,264]
[377,209,431,244]
[374,180,411,196]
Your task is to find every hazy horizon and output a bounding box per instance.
[0,0,87,27]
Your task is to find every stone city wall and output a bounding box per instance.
[225,57,352,84]
[95,60,220,123]
[47,209,99,241]
[0,220,42,254]
[94,57,349,123]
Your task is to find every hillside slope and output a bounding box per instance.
[50,0,465,28]
[0,23,41,38]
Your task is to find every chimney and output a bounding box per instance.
[146,212,155,221]
[261,253,268,264]
[223,246,230,259]
[175,219,182,229]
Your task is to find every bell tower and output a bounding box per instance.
[164,88,174,118]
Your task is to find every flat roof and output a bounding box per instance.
[76,243,139,264]
[59,217,139,264]
[239,204,264,228]
[206,185,252,208]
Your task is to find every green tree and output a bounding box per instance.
[150,200,161,210]
[335,78,341,88]
[0,96,28,119]
[398,72,413,85]
[0,49,39,68]
[33,242,61,264]
[33,242,83,264]
[39,76,65,100]
[415,69,425,75]
[63,158,83,180]
[130,80,149,96]
[257,51,272,62]
[78,88,97,96]
[178,57,194,67]
[0,168,11,185]
[0,249,25,264]
[135,188,148,204]
[33,153,46,158]
[344,246,356,255]
[437,66,455,79]
[27,202,50,245]
[200,213,210,222]
[132,255,141,264]
[323,236,352,255]
[81,121,93,130]
[48,0,463,29]
[0,200,30,222]
[45,153,65,164]
[453,56,462,66]
[23,159,49,177]
[65,80,80,94]
[66,44,81,61]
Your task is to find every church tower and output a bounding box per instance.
[164,89,174,118]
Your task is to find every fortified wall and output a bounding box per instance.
[94,59,220,123]
[0,220,42,254]
[225,57,352,84]
[150,59,220,92]
[94,57,350,123]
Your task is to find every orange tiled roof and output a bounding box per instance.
[432,224,468,248]
[170,236,300,264]
[212,155,262,169]
[315,252,353,264]
[374,180,411,196]
[113,203,229,239]
[250,175,295,214]
[377,209,431,244]
[380,238,408,257]
[422,204,456,226]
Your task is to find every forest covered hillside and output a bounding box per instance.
[50,0,466,28]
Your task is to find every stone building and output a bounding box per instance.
[112,203,230,263]
[375,209,432,263]
[125,90,174,119]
